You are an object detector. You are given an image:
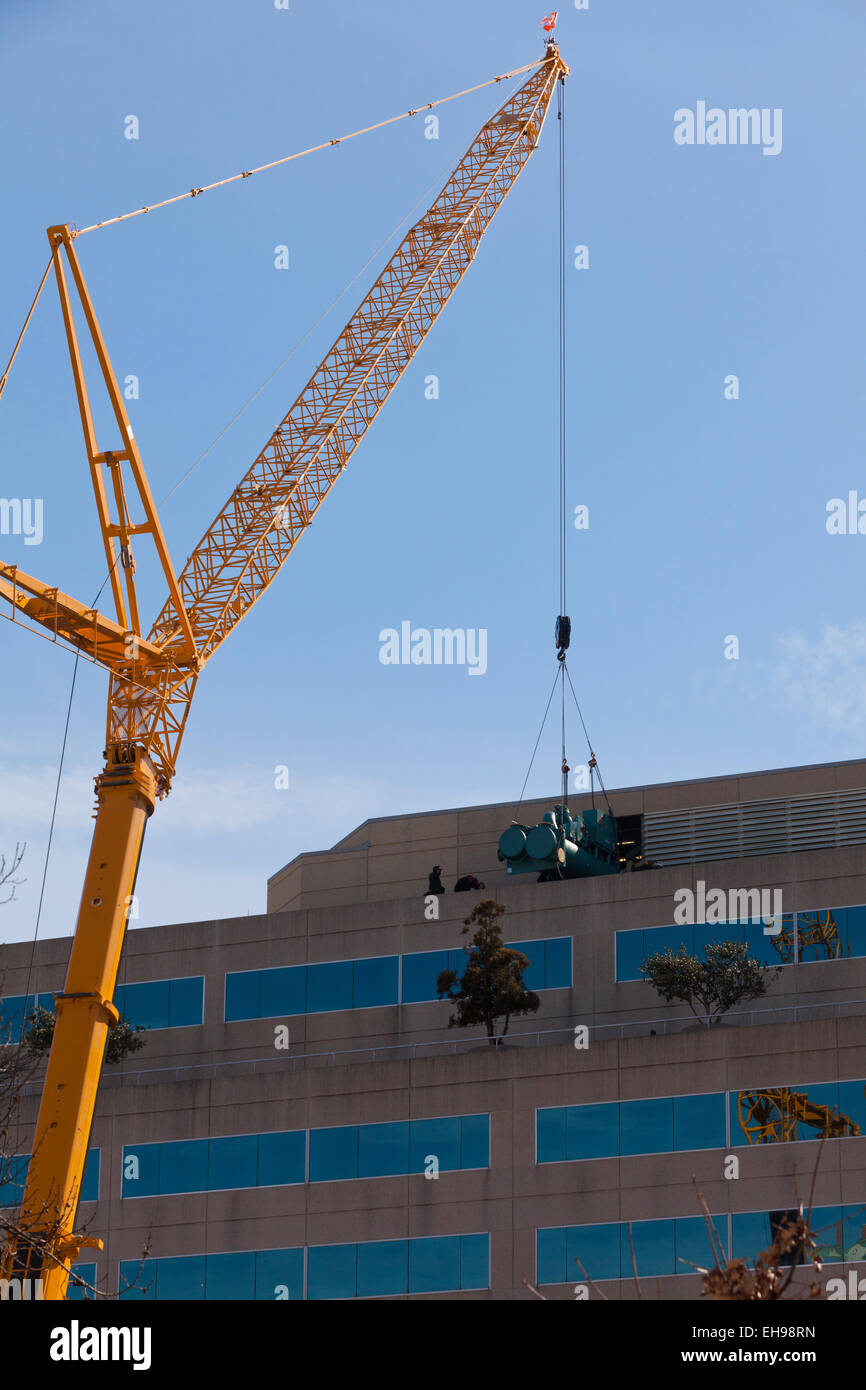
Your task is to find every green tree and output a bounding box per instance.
[639,939,780,1028]
[23,1006,146,1064]
[436,899,540,1044]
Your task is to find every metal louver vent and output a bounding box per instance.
[643,787,866,866]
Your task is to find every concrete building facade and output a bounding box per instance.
[2,758,865,1300]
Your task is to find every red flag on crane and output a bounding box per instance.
[541,11,558,31]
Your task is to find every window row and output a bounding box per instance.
[117,1233,489,1300]
[537,1079,866,1162]
[1,937,572,1042]
[122,1113,489,1196]
[0,976,204,1042]
[225,936,572,1021]
[537,1205,866,1285]
[615,904,866,982]
[0,1149,99,1207]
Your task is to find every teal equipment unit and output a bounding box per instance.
[498,804,619,879]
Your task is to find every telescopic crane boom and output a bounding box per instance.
[0,42,568,1298]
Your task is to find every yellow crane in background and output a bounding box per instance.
[0,42,568,1298]
[736,1087,861,1144]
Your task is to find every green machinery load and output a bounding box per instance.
[498,804,619,879]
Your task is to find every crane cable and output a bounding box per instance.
[557,75,569,814]
[525,73,612,828]
[70,59,542,239]
[0,258,52,404]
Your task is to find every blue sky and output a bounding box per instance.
[0,0,864,943]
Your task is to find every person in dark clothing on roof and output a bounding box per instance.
[453,874,485,892]
[427,865,445,895]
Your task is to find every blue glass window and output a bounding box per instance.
[358,1122,409,1179]
[168,976,204,1026]
[121,1142,160,1197]
[115,980,169,1030]
[842,906,866,959]
[620,1097,673,1156]
[567,1102,618,1160]
[259,965,306,1018]
[357,1239,407,1298]
[838,1079,866,1134]
[459,1233,489,1289]
[625,1219,675,1277]
[257,1130,305,1188]
[675,1216,720,1277]
[159,1255,206,1300]
[81,1149,100,1202]
[569,1223,620,1282]
[409,1235,460,1294]
[205,1251,256,1300]
[400,949,463,1004]
[401,950,450,1004]
[309,1125,358,1182]
[208,1135,258,1191]
[353,955,399,1008]
[731,1210,771,1260]
[157,1139,209,1195]
[307,1243,356,1300]
[225,970,260,1022]
[644,924,693,958]
[544,936,573,987]
[537,1226,568,1285]
[508,940,544,992]
[537,1106,567,1163]
[460,1114,490,1169]
[255,1248,304,1300]
[741,918,777,967]
[673,1093,726,1151]
[615,931,645,982]
[499,938,572,990]
[410,1116,461,1173]
[307,961,353,1014]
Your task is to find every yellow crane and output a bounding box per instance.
[0,42,569,1299]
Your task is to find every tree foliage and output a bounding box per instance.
[639,939,780,1026]
[23,1006,146,1064]
[436,899,540,1042]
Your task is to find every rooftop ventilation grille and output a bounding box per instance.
[643,786,866,866]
